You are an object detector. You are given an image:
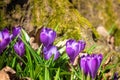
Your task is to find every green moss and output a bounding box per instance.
[0,10,7,29]
[0,0,99,41]
[31,0,98,40]
[115,29,120,46]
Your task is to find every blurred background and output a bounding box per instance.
[0,0,120,78]
[0,0,120,45]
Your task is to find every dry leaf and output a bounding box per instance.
[30,37,39,50]
[0,70,10,80]
[0,66,16,80]
[2,66,16,74]
[107,35,115,50]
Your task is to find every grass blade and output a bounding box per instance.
[55,68,60,80]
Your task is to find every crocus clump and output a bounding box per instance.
[80,54,103,79]
[0,28,11,53]
[66,39,86,64]
[40,27,60,60]
[11,26,21,39]
[14,40,25,57]
[40,27,56,47]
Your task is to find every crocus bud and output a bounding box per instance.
[11,26,21,39]
[0,28,11,53]
[43,45,60,60]
[14,40,25,57]
[66,39,86,64]
[80,54,103,79]
[40,27,56,47]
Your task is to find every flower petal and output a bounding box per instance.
[0,32,3,40]
[66,47,76,63]
[49,30,56,45]
[12,26,21,38]
[40,33,49,46]
[43,45,60,60]
[78,40,86,51]
[87,57,98,79]
[80,57,89,75]
[14,40,25,56]
[40,27,56,46]
[2,28,10,39]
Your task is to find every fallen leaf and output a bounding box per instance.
[0,70,10,80]
[0,66,16,80]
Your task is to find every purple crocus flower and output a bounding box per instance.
[14,40,25,57]
[0,28,11,53]
[40,27,56,47]
[80,54,103,79]
[43,45,60,60]
[66,39,86,64]
[11,26,21,39]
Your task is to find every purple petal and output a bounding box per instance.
[0,40,7,51]
[54,51,60,60]
[43,45,60,60]
[49,30,56,45]
[40,27,56,46]
[66,47,75,57]
[97,54,103,63]
[2,28,10,39]
[14,40,25,56]
[1,38,10,47]
[78,40,86,51]
[96,54,103,68]
[80,57,89,75]
[87,57,98,79]
[66,39,80,54]
[11,26,21,39]
[40,33,49,46]
[0,32,3,40]
[66,39,75,47]
[0,29,11,54]
[44,52,52,60]
[12,27,21,37]
[66,47,76,63]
